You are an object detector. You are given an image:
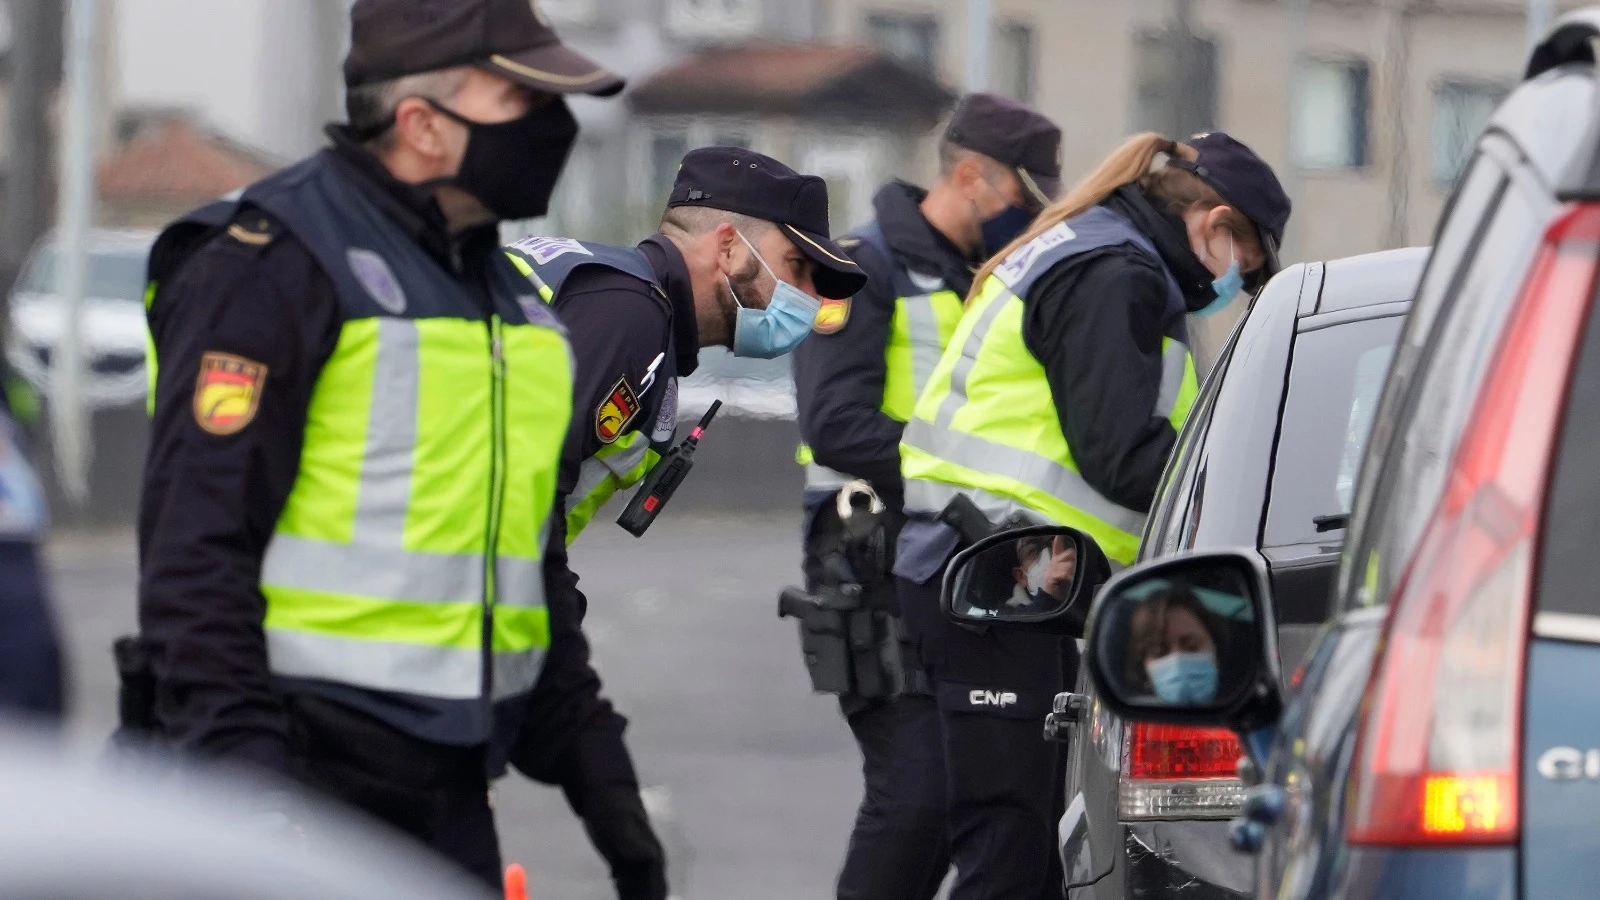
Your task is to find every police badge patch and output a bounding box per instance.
[812,297,850,334]
[595,377,640,444]
[347,248,407,314]
[194,352,268,436]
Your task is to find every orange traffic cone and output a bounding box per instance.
[504,863,528,900]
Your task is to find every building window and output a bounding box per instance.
[868,13,939,77]
[994,21,1035,105]
[1433,80,1510,185]
[1132,29,1218,139]
[664,0,761,41]
[648,129,689,208]
[1291,58,1370,171]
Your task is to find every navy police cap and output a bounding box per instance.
[1168,132,1292,278]
[668,147,867,299]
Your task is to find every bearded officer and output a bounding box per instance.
[136,0,624,884]
[789,94,1061,900]
[502,147,866,899]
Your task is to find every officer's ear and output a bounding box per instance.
[712,222,742,276]
[391,96,455,164]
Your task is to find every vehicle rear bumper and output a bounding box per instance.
[1124,822,1249,898]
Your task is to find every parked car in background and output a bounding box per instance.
[1084,12,1600,899]
[6,228,157,410]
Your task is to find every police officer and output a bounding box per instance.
[789,94,1061,900]
[136,0,623,885]
[0,391,61,722]
[502,148,866,899]
[895,132,1290,899]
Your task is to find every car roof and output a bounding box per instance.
[1311,246,1430,315]
[36,228,159,255]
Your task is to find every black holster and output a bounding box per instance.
[781,485,928,700]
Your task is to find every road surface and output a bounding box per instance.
[48,512,875,900]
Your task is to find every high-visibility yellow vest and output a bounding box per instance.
[152,156,573,744]
[900,207,1199,565]
[797,223,965,491]
[504,237,676,542]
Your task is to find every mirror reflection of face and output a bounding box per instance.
[1012,535,1076,603]
[1146,607,1215,661]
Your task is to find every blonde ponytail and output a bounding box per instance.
[968,133,1199,301]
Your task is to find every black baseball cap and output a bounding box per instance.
[1168,132,1292,280]
[667,147,868,299]
[944,92,1063,210]
[345,0,625,97]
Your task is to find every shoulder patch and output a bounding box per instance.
[595,376,641,445]
[194,352,268,436]
[225,217,276,247]
[813,297,851,334]
[510,236,592,265]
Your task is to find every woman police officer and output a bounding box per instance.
[891,131,1290,899]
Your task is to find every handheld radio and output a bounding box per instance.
[616,400,722,537]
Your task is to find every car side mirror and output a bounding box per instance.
[940,526,1111,637]
[1084,549,1283,733]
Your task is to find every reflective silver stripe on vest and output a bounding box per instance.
[353,318,420,543]
[268,630,546,701]
[263,535,543,609]
[903,294,947,401]
[901,419,1147,534]
[805,461,852,490]
[565,437,652,516]
[1155,340,1190,421]
[933,295,1012,429]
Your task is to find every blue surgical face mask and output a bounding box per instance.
[728,230,821,359]
[1146,650,1219,705]
[1194,236,1243,318]
[981,205,1034,257]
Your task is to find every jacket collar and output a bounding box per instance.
[872,181,976,298]
[638,234,700,378]
[323,125,501,276]
[1104,184,1217,310]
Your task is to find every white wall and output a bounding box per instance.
[115,0,343,160]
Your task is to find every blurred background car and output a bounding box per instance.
[6,228,156,410]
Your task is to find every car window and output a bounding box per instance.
[1263,315,1403,548]
[1338,158,1551,611]
[1139,340,1228,561]
[19,247,149,302]
[1538,273,1600,617]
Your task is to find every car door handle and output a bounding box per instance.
[1043,693,1090,742]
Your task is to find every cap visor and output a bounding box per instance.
[781,223,868,299]
[1247,229,1282,293]
[484,44,625,97]
[1018,169,1060,208]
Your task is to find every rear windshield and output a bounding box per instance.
[1263,315,1404,548]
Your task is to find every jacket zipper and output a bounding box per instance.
[482,314,507,709]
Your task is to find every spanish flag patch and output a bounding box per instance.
[193,352,267,436]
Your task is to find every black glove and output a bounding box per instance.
[580,786,668,900]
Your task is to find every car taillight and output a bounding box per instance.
[1120,722,1244,819]
[1347,203,1600,846]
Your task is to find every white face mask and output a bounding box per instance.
[1024,550,1052,594]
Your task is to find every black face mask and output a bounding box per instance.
[427,97,579,221]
